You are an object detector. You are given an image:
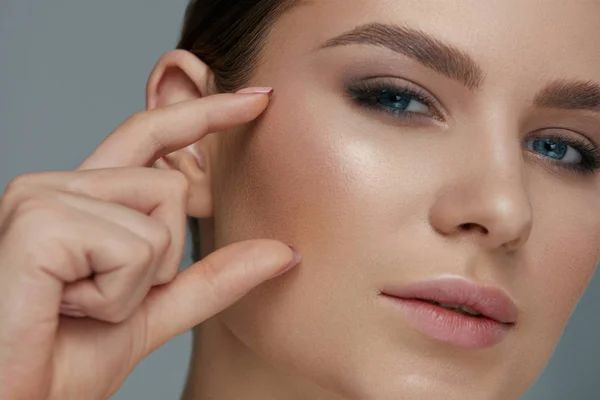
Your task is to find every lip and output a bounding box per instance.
[380,277,518,349]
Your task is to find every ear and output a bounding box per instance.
[146,49,216,218]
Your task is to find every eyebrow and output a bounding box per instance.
[320,22,485,90]
[534,80,600,112]
[320,23,600,114]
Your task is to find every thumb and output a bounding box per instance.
[135,239,300,358]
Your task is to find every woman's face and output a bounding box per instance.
[207,1,600,399]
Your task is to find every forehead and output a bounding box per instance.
[265,0,600,84]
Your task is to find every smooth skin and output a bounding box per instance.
[3,1,600,400]
[169,2,599,400]
[0,90,300,400]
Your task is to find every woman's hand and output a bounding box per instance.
[0,91,299,400]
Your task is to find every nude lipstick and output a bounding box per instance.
[380,277,518,349]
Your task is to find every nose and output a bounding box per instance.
[428,145,533,253]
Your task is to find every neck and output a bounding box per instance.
[180,317,343,400]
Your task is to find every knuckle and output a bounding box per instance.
[98,300,131,323]
[166,169,189,190]
[2,176,37,211]
[148,222,172,254]
[198,257,226,301]
[125,239,156,282]
[2,177,69,226]
[11,197,64,230]
[95,248,152,323]
[124,111,156,144]
[1,201,80,281]
[61,170,94,194]
[162,170,190,198]
[153,267,177,285]
[154,170,189,207]
[127,110,149,127]
[0,195,77,274]
[129,110,169,156]
[150,240,178,285]
[129,237,155,268]
[4,173,36,192]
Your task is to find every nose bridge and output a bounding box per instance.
[429,120,533,253]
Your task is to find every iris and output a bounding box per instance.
[531,138,568,160]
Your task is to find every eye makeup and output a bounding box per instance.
[345,77,446,123]
[344,77,600,176]
[524,130,600,176]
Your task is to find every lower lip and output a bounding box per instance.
[381,295,511,349]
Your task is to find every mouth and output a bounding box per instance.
[412,299,488,318]
[380,277,518,349]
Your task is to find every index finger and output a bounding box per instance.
[78,91,271,170]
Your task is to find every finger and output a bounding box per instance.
[49,190,179,285]
[136,240,301,358]
[11,169,187,284]
[152,156,171,169]
[57,210,158,323]
[15,169,186,214]
[1,200,156,322]
[78,91,271,170]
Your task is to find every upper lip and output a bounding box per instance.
[381,276,518,324]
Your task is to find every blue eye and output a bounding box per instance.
[376,89,431,114]
[524,133,600,175]
[526,137,581,164]
[346,80,442,121]
[346,79,600,175]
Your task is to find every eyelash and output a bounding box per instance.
[346,80,600,176]
[525,133,600,175]
[346,80,443,122]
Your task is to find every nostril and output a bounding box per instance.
[460,223,489,235]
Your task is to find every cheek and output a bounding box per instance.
[208,82,600,397]
[514,198,600,372]
[210,91,439,393]
[212,92,389,320]
[528,236,598,325]
[212,90,441,254]
[213,93,405,254]
[529,191,600,319]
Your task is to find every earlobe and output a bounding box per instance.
[146,49,215,218]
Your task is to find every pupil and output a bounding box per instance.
[533,138,567,159]
[378,89,411,110]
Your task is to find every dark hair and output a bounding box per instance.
[176,0,298,262]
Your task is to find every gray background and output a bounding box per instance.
[0,1,598,399]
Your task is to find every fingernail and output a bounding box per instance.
[60,301,77,310]
[62,310,86,318]
[60,304,86,318]
[235,87,274,96]
[274,245,302,277]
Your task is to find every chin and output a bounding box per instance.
[329,365,532,400]
[276,326,542,400]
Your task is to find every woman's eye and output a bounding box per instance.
[525,137,582,164]
[346,80,442,121]
[376,89,430,114]
[524,132,600,175]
